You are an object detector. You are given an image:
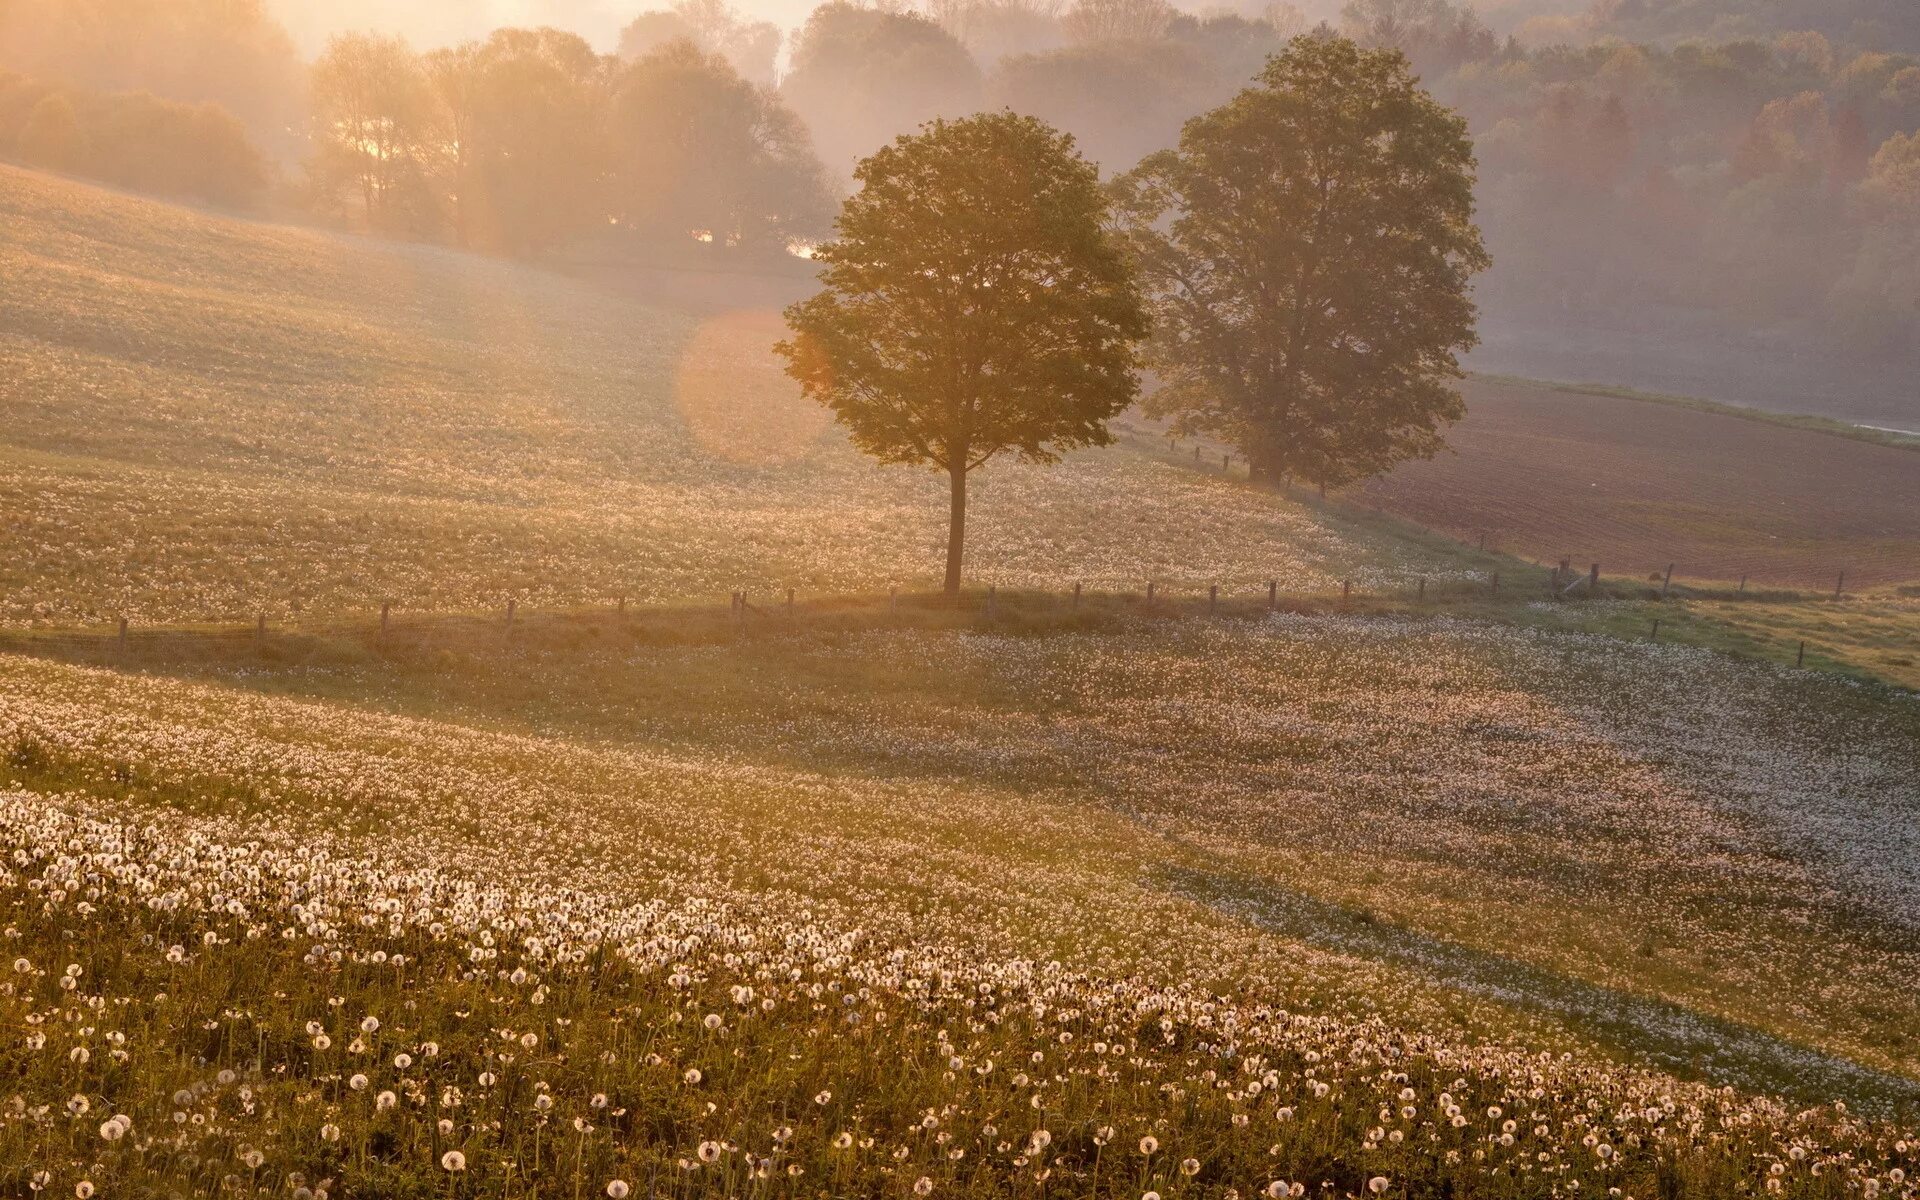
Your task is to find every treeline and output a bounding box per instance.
[1414,11,1920,349]
[1518,0,1920,53]
[3,0,1920,346]
[0,0,303,154]
[0,75,267,206]
[302,29,832,256]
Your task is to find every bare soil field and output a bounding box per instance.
[1359,377,1920,589]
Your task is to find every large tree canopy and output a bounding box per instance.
[1118,35,1490,489]
[778,112,1147,595]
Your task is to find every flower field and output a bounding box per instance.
[2,612,1918,1197]
[5,163,1920,1198]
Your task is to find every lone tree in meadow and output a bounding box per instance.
[777,112,1148,596]
[1117,35,1490,491]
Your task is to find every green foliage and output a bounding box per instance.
[778,112,1148,592]
[1119,35,1490,489]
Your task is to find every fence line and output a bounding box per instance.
[8,564,1862,680]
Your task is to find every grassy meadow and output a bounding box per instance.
[0,163,1441,627]
[3,164,1920,1198]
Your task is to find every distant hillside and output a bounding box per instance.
[1586,0,1920,49]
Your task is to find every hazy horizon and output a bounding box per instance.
[264,0,1366,54]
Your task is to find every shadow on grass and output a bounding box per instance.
[1162,864,1920,1115]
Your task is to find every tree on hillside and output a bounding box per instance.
[0,0,303,157]
[443,28,608,255]
[609,40,832,253]
[0,72,267,205]
[1116,36,1489,490]
[16,91,88,173]
[781,3,982,173]
[308,33,444,233]
[777,113,1147,596]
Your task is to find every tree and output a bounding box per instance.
[0,0,303,157]
[926,0,1065,69]
[609,39,832,253]
[781,3,982,174]
[618,0,781,86]
[1060,0,1176,44]
[450,28,608,255]
[1340,0,1495,72]
[17,91,87,172]
[307,33,443,233]
[991,38,1219,171]
[1117,36,1489,490]
[777,113,1147,595]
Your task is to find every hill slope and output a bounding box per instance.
[0,164,1434,624]
[3,164,1920,1197]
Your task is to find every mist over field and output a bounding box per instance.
[8,0,1920,421]
[3,1,1919,1197]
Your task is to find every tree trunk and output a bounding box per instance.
[944,463,967,598]
[1246,446,1285,488]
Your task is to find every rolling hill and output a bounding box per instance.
[3,163,1919,1197]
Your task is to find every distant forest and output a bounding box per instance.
[3,0,1919,355]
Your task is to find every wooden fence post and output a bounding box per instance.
[1737,575,1747,595]
[1209,584,1218,613]
[380,601,390,637]
[1341,579,1351,604]
[1072,582,1081,610]
[986,585,996,617]
[1417,578,1426,603]
[1588,563,1600,592]
[506,599,516,630]
[117,616,128,651]
[1146,580,1156,604]
[786,587,795,614]
[1834,571,1845,601]
[1796,641,1806,668]
[256,613,266,641]
[1650,619,1660,642]
[1268,580,1277,610]
[617,595,626,615]
[889,586,898,616]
